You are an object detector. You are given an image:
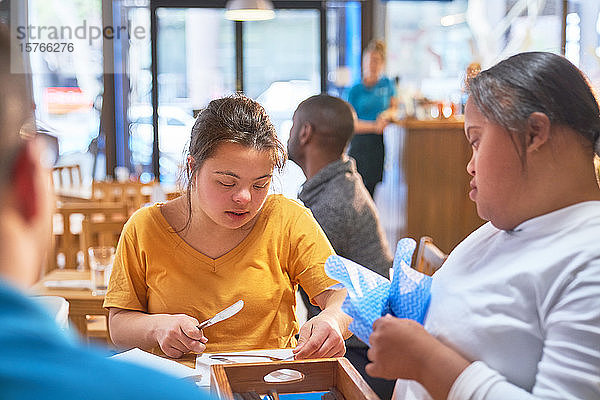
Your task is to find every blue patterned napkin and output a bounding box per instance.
[324,238,432,345]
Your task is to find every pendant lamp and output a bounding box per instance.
[225,0,275,21]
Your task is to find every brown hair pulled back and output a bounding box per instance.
[179,94,286,231]
[467,52,600,165]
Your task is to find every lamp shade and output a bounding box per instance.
[225,0,275,21]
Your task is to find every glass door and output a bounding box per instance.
[244,9,321,197]
[145,2,345,187]
[149,7,235,184]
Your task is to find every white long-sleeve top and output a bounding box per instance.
[394,201,600,400]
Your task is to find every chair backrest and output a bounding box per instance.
[414,236,448,276]
[79,218,126,269]
[52,164,82,189]
[92,180,153,215]
[50,202,128,271]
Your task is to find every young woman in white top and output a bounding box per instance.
[366,52,600,399]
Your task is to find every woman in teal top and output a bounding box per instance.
[346,40,397,196]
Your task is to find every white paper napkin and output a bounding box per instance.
[111,348,199,380]
[195,349,294,387]
[43,280,91,289]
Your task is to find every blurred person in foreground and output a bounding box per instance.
[288,94,395,399]
[367,52,600,399]
[0,25,209,399]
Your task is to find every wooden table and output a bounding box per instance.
[173,353,196,369]
[30,270,107,337]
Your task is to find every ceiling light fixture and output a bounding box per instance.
[225,0,275,21]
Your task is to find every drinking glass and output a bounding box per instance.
[88,246,116,296]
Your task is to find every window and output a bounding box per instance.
[385,0,470,106]
[244,9,321,196]
[144,2,328,193]
[26,0,103,183]
[565,1,600,85]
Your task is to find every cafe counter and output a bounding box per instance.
[378,117,484,254]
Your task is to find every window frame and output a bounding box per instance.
[147,0,326,180]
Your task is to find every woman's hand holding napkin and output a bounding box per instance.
[324,238,432,345]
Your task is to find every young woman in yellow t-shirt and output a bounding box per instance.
[104,94,351,358]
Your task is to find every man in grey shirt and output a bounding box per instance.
[288,94,395,399]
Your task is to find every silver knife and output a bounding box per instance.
[197,300,244,330]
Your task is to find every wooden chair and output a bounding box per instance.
[414,236,448,276]
[51,164,91,201]
[49,202,128,271]
[92,180,153,216]
[78,217,127,347]
[52,164,82,189]
[79,218,126,270]
[166,190,182,200]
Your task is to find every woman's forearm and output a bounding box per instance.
[313,288,352,339]
[108,308,163,350]
[367,316,470,400]
[109,308,206,357]
[418,340,470,400]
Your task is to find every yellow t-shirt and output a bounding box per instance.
[104,194,338,352]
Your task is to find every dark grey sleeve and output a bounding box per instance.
[312,202,392,278]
